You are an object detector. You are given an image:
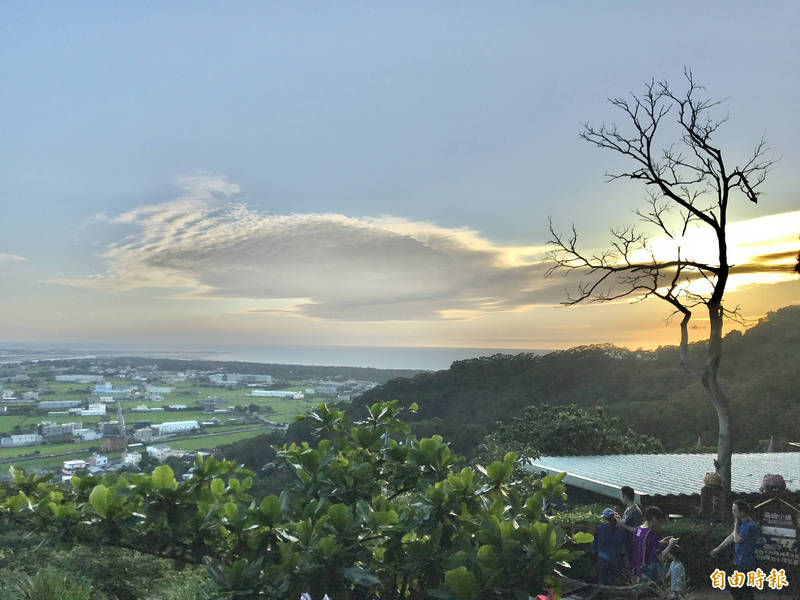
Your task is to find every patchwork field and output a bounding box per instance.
[0,375,347,475]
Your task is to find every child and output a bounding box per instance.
[665,545,687,599]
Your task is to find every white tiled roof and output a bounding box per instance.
[528,453,800,499]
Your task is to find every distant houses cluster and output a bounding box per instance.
[1,362,377,478]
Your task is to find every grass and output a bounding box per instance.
[0,439,100,460]
[166,429,267,452]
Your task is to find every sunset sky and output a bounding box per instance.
[1,2,798,351]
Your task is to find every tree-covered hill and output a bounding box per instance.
[24,356,423,384]
[347,305,800,457]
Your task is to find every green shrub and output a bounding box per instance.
[548,504,605,582]
[662,517,800,591]
[660,518,729,588]
[0,567,99,600]
[1,401,591,599]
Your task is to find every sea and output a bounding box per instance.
[0,343,552,371]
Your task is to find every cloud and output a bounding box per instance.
[598,209,800,298]
[56,174,574,321]
[0,253,25,262]
[56,175,800,323]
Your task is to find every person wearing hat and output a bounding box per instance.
[591,507,624,595]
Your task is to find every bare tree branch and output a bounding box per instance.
[549,72,775,512]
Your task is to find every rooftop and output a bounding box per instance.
[528,452,800,500]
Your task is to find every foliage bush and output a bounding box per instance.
[659,518,730,587]
[0,401,591,600]
[661,517,800,590]
[0,566,98,600]
[479,404,663,461]
[0,523,215,600]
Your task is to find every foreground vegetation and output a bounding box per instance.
[0,401,589,599]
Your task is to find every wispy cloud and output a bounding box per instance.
[55,175,800,323]
[0,253,25,262]
[55,174,571,321]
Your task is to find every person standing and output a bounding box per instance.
[591,508,625,595]
[618,486,643,570]
[632,506,678,583]
[710,500,758,600]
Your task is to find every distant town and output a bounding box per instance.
[0,359,379,480]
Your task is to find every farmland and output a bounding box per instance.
[0,359,384,475]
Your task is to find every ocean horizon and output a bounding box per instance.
[0,343,553,371]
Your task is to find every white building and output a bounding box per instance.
[146,385,172,394]
[151,420,199,434]
[55,374,103,383]
[80,403,106,416]
[132,404,164,412]
[146,445,171,461]
[89,453,108,466]
[62,459,89,481]
[40,400,81,410]
[122,452,142,467]
[210,373,273,386]
[134,427,154,442]
[73,429,102,441]
[248,390,304,399]
[40,421,83,438]
[1,433,44,447]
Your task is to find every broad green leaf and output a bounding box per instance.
[211,477,224,496]
[445,566,477,600]
[318,535,338,558]
[327,503,352,531]
[260,494,281,522]
[152,465,176,490]
[572,531,594,544]
[88,484,109,517]
[485,461,508,483]
[224,502,239,520]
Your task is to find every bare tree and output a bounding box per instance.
[547,71,775,510]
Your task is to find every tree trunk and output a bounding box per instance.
[678,302,733,520]
[703,302,732,520]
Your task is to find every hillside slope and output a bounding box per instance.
[348,305,800,456]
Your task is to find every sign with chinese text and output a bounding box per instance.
[754,496,800,566]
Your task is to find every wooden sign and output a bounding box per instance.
[753,496,800,566]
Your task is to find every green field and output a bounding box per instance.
[167,429,267,452]
[0,439,100,460]
[0,376,321,467]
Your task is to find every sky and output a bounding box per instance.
[1,1,798,351]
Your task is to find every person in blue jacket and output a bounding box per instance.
[592,508,625,595]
